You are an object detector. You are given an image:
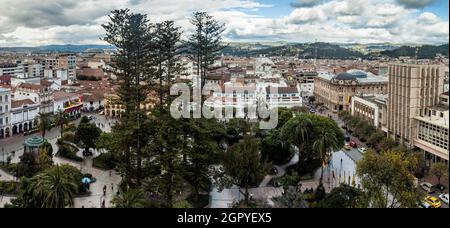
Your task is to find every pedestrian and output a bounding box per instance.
[101,199,106,208]
[111,183,114,192]
[103,185,107,196]
[109,170,112,177]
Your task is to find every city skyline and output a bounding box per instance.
[0,0,449,47]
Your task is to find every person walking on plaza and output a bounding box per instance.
[103,185,107,196]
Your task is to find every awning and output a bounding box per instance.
[64,104,83,113]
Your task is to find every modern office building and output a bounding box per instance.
[412,91,449,164]
[386,63,445,147]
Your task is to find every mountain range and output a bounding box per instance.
[1,43,448,59]
[221,42,449,59]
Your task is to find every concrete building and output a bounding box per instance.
[58,54,77,82]
[386,63,445,147]
[413,92,449,164]
[314,70,388,112]
[0,87,11,138]
[295,72,317,99]
[0,63,23,77]
[351,94,388,131]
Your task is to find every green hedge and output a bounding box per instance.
[57,144,83,162]
[0,163,17,176]
[0,181,19,195]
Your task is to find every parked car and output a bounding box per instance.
[419,201,432,209]
[358,147,368,154]
[420,182,436,194]
[434,184,446,192]
[424,196,442,208]
[344,143,352,150]
[350,141,358,148]
[439,193,449,204]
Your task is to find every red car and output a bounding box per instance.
[350,141,358,148]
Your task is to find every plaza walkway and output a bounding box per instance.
[0,114,121,208]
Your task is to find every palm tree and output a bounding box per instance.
[112,189,147,208]
[55,111,69,138]
[313,128,340,183]
[281,115,313,173]
[29,166,79,208]
[37,112,52,139]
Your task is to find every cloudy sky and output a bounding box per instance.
[0,0,448,46]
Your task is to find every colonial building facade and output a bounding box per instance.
[314,70,388,112]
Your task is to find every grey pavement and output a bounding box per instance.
[0,196,13,208]
[259,154,299,187]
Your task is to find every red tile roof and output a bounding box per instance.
[18,83,48,92]
[53,91,80,101]
[11,99,35,108]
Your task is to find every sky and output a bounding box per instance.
[0,0,448,47]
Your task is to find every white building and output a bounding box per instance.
[351,94,388,130]
[52,91,83,117]
[15,83,53,114]
[0,87,11,138]
[206,81,303,116]
[10,99,39,135]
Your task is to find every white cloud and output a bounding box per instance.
[0,0,448,46]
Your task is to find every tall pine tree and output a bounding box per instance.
[102,9,155,187]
